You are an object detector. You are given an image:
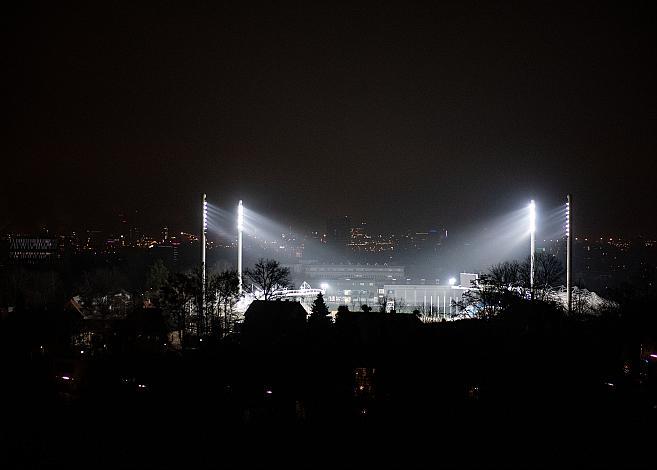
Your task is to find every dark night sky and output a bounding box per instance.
[4,1,656,236]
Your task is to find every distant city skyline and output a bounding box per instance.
[4,210,654,241]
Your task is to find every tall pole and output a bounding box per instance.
[566,194,572,313]
[201,193,207,335]
[529,200,536,300]
[238,200,244,295]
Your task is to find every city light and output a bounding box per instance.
[448,277,457,286]
[320,282,329,290]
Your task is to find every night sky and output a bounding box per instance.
[5,1,656,236]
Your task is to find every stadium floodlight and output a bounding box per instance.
[529,200,536,235]
[238,200,244,295]
[529,200,536,299]
[566,194,572,313]
[200,193,207,332]
[237,200,244,232]
[448,277,457,286]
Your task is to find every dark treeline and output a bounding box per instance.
[1,258,656,468]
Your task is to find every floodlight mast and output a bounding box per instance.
[566,194,572,313]
[201,193,208,332]
[529,200,536,300]
[238,200,244,295]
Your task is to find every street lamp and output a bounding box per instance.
[238,200,244,295]
[529,200,536,300]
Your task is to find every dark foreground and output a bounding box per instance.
[4,396,654,469]
[2,315,656,469]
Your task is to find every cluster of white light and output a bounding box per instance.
[203,199,208,233]
[237,200,244,231]
[529,200,536,234]
[565,201,570,238]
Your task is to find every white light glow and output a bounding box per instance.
[448,277,457,286]
[203,198,208,232]
[237,200,244,231]
[320,283,329,290]
[529,200,536,234]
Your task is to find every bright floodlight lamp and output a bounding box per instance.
[320,282,329,290]
[529,200,536,234]
[237,200,244,295]
[203,202,208,231]
[448,277,457,286]
[529,200,536,299]
[237,200,244,231]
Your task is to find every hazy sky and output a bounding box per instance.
[5,1,656,236]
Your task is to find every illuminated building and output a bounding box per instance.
[302,263,405,307]
[383,275,475,316]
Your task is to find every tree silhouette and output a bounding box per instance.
[245,258,291,300]
[456,255,565,319]
[145,259,169,306]
[214,269,240,336]
[533,253,565,302]
[188,267,217,337]
[456,261,525,319]
[77,267,130,319]
[161,272,195,344]
[309,293,332,328]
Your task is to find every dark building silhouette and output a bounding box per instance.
[242,300,307,349]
